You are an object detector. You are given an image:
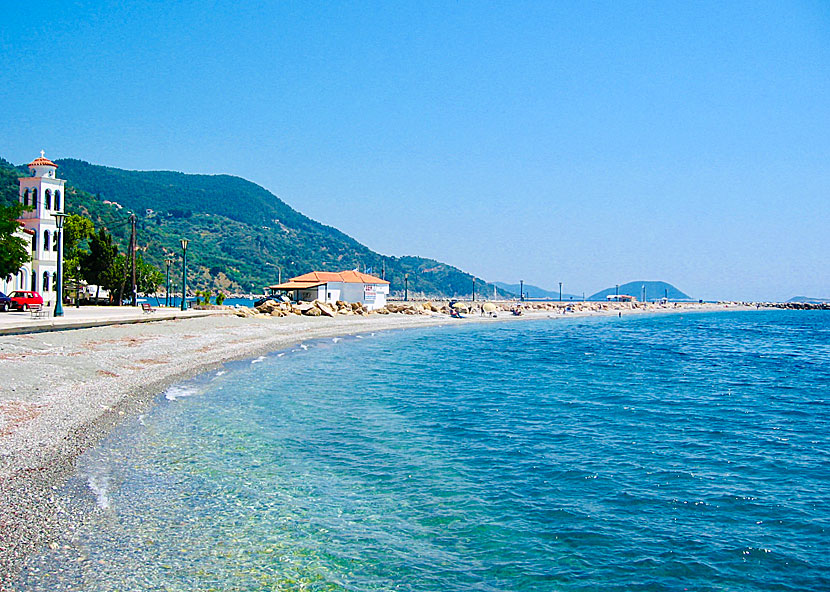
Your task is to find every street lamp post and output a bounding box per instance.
[180,239,189,311]
[559,282,563,302]
[472,277,476,302]
[165,258,172,307]
[520,280,524,302]
[52,213,68,317]
[404,273,409,301]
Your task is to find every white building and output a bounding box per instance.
[0,152,64,305]
[268,270,390,310]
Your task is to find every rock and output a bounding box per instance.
[303,306,322,316]
[314,300,337,317]
[294,302,315,313]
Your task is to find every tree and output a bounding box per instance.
[82,228,118,302]
[63,214,94,257]
[63,214,95,290]
[135,255,163,295]
[0,203,29,282]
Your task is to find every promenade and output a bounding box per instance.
[0,305,228,336]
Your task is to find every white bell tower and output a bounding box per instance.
[18,151,66,303]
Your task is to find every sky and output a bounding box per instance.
[1,1,828,301]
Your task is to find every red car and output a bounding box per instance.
[9,290,43,311]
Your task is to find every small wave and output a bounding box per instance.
[87,474,112,510]
[300,344,309,350]
[332,337,341,343]
[215,370,227,376]
[164,385,200,400]
[277,352,285,357]
[251,356,266,364]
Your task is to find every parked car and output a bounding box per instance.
[9,290,43,311]
[0,291,12,312]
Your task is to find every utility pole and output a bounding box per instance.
[130,213,137,306]
[520,279,524,302]
[559,281,562,302]
[472,277,476,302]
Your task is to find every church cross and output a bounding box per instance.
[40,150,45,158]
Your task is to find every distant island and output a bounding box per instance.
[788,296,830,304]
[588,281,691,302]
[494,281,581,300]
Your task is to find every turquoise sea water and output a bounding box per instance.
[16,311,830,591]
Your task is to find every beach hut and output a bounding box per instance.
[267,270,390,310]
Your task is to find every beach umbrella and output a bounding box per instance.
[482,302,497,312]
[452,301,467,309]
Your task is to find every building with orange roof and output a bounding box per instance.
[267,270,390,309]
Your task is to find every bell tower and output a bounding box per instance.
[18,151,65,302]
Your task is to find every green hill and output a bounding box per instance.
[1,156,510,298]
[588,281,691,301]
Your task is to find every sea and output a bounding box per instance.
[14,310,830,591]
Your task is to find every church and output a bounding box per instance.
[0,152,64,306]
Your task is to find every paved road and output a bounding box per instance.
[0,305,229,335]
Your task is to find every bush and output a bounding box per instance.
[216,292,226,306]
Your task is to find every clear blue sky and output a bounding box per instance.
[2,1,828,301]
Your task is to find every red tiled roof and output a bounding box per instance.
[28,157,58,168]
[268,270,389,290]
[290,270,389,285]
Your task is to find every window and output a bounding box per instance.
[32,188,37,208]
[52,271,57,288]
[31,234,36,253]
[23,189,29,207]
[53,230,59,251]
[44,230,50,251]
[55,190,61,210]
[43,271,50,292]
[45,189,51,210]
[31,270,37,292]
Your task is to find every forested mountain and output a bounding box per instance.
[588,281,691,301]
[1,156,512,298]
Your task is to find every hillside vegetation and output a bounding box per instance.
[1,157,511,298]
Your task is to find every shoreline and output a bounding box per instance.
[0,302,765,588]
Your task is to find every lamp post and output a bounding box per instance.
[520,280,524,302]
[52,212,67,317]
[615,284,619,296]
[472,277,476,302]
[165,258,172,307]
[404,273,409,301]
[180,239,189,311]
[559,282,563,302]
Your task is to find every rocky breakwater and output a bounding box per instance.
[236,299,449,319]
[750,302,830,310]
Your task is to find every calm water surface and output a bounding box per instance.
[16,311,830,591]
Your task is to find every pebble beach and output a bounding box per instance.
[0,301,754,588]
